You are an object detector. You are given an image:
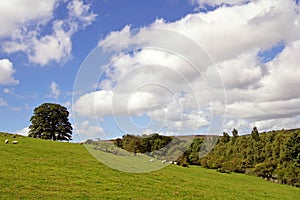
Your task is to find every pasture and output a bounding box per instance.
[0,132,299,199]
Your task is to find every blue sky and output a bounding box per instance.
[1,0,300,141]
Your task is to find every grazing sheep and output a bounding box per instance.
[273,179,280,184]
[5,139,9,144]
[149,159,154,162]
[168,161,173,164]
[173,162,177,165]
[12,140,18,144]
[162,160,166,164]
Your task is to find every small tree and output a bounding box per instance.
[232,128,238,137]
[232,128,238,144]
[221,132,230,143]
[29,103,72,141]
[251,126,260,141]
[114,138,123,148]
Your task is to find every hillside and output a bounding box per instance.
[1,132,300,199]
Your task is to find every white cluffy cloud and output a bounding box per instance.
[49,81,61,99]
[0,0,96,66]
[3,88,13,94]
[74,0,300,136]
[0,0,57,37]
[0,59,19,85]
[73,46,213,133]
[15,127,30,136]
[74,121,104,138]
[190,0,251,8]
[0,97,7,107]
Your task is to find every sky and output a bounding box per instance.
[0,0,300,142]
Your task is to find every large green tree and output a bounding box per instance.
[28,103,72,141]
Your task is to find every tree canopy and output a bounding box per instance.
[28,103,72,141]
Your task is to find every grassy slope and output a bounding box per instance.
[0,132,299,200]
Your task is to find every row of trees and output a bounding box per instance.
[114,133,172,155]
[195,128,300,187]
[108,128,300,187]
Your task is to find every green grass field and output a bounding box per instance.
[1,132,300,199]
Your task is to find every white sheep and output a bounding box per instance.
[5,139,9,144]
[149,159,154,162]
[162,160,166,164]
[12,140,18,144]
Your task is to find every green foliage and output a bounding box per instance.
[232,128,238,137]
[199,128,300,187]
[116,133,172,154]
[91,129,300,187]
[285,131,300,164]
[187,138,203,164]
[114,138,123,148]
[121,134,141,153]
[253,160,277,178]
[109,134,203,166]
[232,128,238,144]
[28,103,72,141]
[251,126,260,141]
[221,132,230,143]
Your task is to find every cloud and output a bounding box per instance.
[49,81,61,99]
[0,97,7,107]
[63,101,71,108]
[74,0,300,138]
[224,119,250,133]
[15,127,29,136]
[190,0,251,8]
[259,39,300,102]
[100,0,300,63]
[72,48,212,130]
[3,88,13,94]
[0,59,19,85]
[0,0,96,66]
[27,20,73,65]
[216,52,263,90]
[74,121,104,138]
[67,0,97,27]
[251,117,300,131]
[0,0,57,37]
[73,90,113,117]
